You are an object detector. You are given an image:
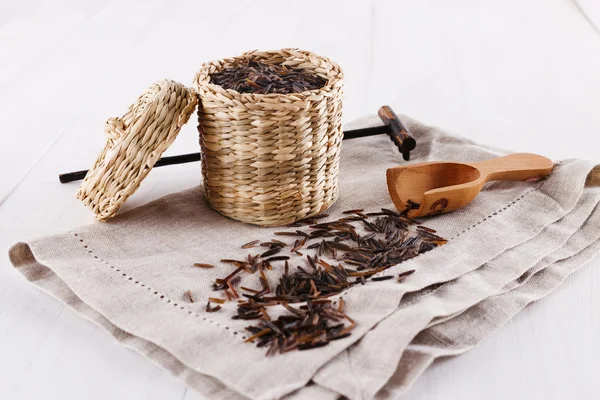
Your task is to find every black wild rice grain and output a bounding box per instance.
[264,256,290,262]
[260,248,281,258]
[343,209,364,214]
[210,61,328,95]
[185,290,194,303]
[241,240,260,249]
[397,269,416,283]
[206,300,222,313]
[371,275,394,282]
[193,263,214,269]
[201,206,446,355]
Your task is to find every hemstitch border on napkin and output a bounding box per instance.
[69,169,550,344]
[72,232,249,341]
[334,184,544,304]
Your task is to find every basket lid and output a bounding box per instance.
[77,79,198,220]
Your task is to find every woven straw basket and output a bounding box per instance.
[76,49,343,225]
[77,80,198,220]
[193,49,344,226]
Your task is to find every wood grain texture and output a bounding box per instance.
[377,105,416,160]
[0,0,598,399]
[387,153,553,217]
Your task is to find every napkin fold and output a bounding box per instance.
[9,115,600,399]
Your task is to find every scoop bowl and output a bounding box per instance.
[386,153,554,218]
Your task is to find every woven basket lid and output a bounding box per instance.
[77,79,198,220]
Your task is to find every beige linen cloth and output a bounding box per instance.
[9,115,600,400]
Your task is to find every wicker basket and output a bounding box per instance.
[77,80,198,220]
[193,49,344,226]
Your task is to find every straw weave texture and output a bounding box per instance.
[77,79,198,220]
[193,49,344,225]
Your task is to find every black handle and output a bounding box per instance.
[59,107,413,184]
[59,153,202,183]
[378,105,416,161]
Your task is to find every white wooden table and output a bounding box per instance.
[1,1,599,398]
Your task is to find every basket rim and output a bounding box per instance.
[193,48,344,99]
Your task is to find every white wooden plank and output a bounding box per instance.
[0,0,111,84]
[404,257,600,399]
[0,0,172,202]
[0,0,42,28]
[0,0,599,399]
[369,0,600,160]
[571,0,600,35]
[0,1,372,398]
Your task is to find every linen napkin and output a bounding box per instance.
[9,115,599,400]
[313,177,600,399]
[380,216,600,399]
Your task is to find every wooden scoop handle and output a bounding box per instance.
[470,153,554,182]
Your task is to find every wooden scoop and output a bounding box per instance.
[386,153,554,218]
